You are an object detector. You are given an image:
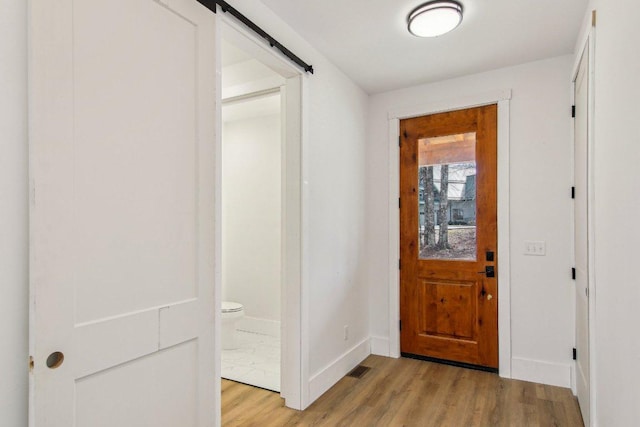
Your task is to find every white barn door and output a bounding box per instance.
[29,0,217,426]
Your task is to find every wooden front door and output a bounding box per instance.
[400,105,498,370]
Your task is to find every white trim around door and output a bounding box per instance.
[387,89,513,378]
[218,15,308,410]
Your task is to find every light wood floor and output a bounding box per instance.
[222,355,583,427]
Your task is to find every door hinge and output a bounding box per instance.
[398,259,401,270]
[573,348,577,360]
[398,135,401,147]
[572,268,576,280]
[571,186,575,199]
[571,105,576,118]
[398,197,401,209]
[399,320,402,331]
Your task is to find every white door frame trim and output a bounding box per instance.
[218,14,308,410]
[387,89,513,378]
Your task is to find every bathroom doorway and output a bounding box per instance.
[218,18,305,409]
[221,78,283,392]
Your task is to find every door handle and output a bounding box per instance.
[477,266,495,278]
[480,286,494,301]
[46,351,64,369]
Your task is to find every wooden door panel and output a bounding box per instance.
[403,109,478,138]
[417,263,480,277]
[419,279,477,340]
[400,105,498,370]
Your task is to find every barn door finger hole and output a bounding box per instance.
[46,352,64,369]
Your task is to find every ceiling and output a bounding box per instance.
[260,0,589,94]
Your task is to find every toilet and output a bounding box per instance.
[221,301,244,350]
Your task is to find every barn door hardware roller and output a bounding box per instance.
[196,0,314,74]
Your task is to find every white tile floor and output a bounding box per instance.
[221,330,280,392]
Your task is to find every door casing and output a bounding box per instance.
[218,15,308,410]
[387,90,513,378]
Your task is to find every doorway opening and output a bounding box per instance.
[387,90,512,377]
[221,82,283,391]
[218,17,305,409]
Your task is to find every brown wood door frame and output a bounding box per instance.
[399,104,498,371]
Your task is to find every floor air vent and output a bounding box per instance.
[346,365,371,379]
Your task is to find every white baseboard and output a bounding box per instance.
[511,357,572,388]
[370,335,390,357]
[308,338,371,404]
[237,316,281,338]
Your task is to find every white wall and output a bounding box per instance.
[222,106,282,327]
[367,55,575,387]
[581,1,640,424]
[0,0,28,425]
[225,1,370,404]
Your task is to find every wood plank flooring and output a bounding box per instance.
[222,355,584,427]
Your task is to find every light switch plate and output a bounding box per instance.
[524,240,546,256]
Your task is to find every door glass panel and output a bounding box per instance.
[418,132,476,261]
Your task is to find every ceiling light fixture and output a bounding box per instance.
[407,1,463,38]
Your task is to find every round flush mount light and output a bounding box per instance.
[407,1,463,38]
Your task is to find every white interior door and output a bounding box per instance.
[29,0,217,425]
[574,45,590,426]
